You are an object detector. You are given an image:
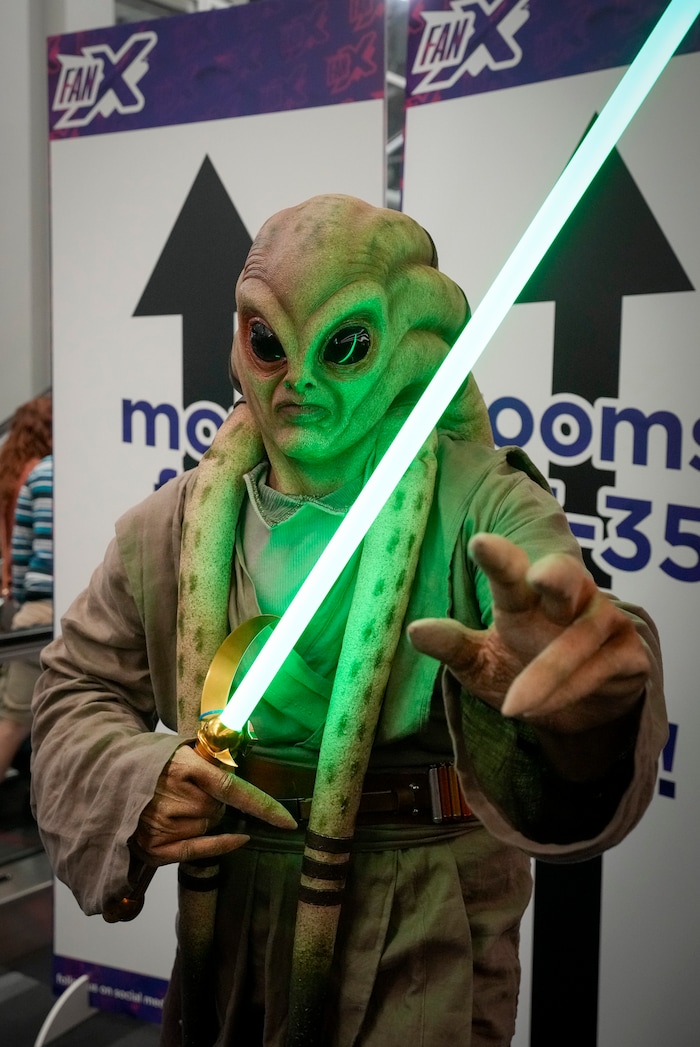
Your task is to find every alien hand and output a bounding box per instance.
[129,742,296,867]
[407,532,650,737]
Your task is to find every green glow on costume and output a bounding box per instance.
[220,0,699,732]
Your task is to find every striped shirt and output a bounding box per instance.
[11,455,53,602]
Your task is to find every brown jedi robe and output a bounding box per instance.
[31,439,666,1044]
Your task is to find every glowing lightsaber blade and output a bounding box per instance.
[220,0,699,731]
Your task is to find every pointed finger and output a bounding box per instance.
[468,533,537,613]
[526,553,597,627]
[154,832,252,866]
[407,617,485,673]
[220,774,298,830]
[501,599,649,719]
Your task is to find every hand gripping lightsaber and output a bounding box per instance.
[216,0,699,734]
[103,617,277,923]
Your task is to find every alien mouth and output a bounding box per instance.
[276,402,326,421]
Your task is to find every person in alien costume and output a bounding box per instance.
[31,195,666,1047]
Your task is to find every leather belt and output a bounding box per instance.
[236,752,475,826]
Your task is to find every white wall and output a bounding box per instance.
[0,0,113,423]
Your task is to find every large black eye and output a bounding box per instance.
[323,325,371,366]
[250,321,285,363]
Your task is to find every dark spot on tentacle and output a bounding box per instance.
[336,714,349,736]
[394,568,407,591]
[386,531,400,554]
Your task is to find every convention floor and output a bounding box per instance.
[0,770,160,1047]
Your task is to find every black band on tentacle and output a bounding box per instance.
[297,884,346,907]
[178,868,222,892]
[302,856,350,881]
[305,828,353,853]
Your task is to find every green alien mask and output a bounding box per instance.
[231,193,484,496]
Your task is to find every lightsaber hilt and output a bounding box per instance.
[102,717,252,923]
[193,714,251,769]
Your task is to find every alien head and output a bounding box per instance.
[231,194,471,494]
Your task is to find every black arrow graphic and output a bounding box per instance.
[134,155,253,470]
[518,123,693,587]
[518,127,693,1047]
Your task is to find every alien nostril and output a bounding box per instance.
[285,377,314,391]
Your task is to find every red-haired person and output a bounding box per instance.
[0,395,53,782]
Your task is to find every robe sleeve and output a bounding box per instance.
[30,480,190,916]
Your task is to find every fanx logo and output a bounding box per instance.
[51,30,157,130]
[411,0,530,95]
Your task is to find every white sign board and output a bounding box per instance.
[403,3,699,1043]
[48,0,385,1019]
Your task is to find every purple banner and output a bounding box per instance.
[48,0,384,140]
[406,0,700,106]
[54,955,168,1023]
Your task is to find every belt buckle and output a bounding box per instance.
[393,782,423,817]
[409,782,421,816]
